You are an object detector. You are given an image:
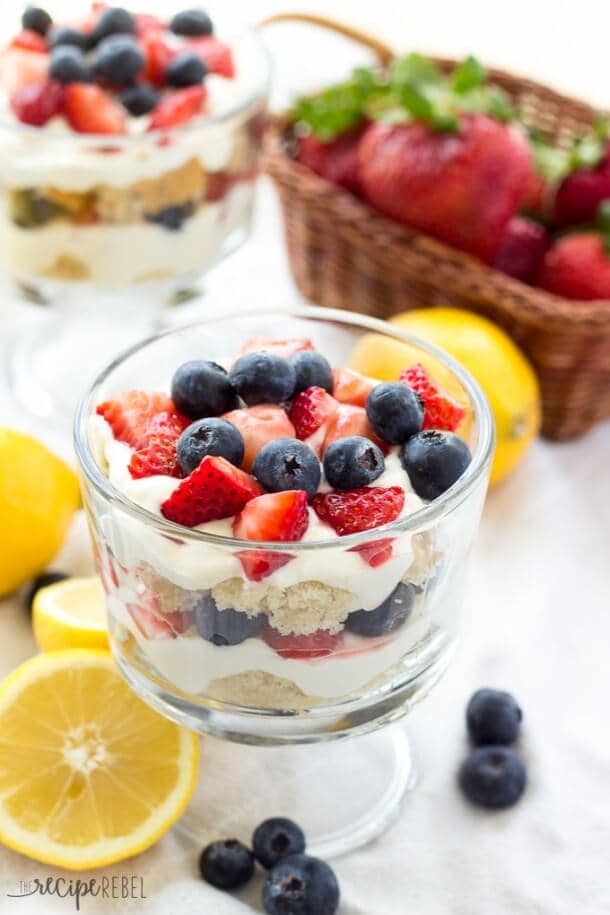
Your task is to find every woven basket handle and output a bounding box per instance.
[259,12,394,67]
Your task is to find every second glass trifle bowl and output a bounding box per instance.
[74,307,494,856]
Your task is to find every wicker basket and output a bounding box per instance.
[262,13,610,440]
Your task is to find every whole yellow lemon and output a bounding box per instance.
[0,429,80,597]
[349,308,541,485]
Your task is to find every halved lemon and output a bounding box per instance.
[0,650,199,869]
[32,576,109,653]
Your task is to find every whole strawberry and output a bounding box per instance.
[537,232,610,301]
[492,216,549,284]
[296,128,364,194]
[552,158,610,228]
[358,114,531,261]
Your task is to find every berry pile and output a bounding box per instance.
[7,4,235,134]
[199,817,339,915]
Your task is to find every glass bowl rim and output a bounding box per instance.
[0,24,272,142]
[74,305,495,550]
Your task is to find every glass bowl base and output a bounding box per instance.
[177,724,416,860]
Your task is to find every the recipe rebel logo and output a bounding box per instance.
[7,875,147,911]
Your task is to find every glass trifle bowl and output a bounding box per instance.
[74,307,494,856]
[0,2,270,421]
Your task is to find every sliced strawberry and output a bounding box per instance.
[399,364,465,432]
[96,390,179,449]
[288,386,339,448]
[237,336,315,359]
[64,83,126,134]
[233,491,309,581]
[140,29,173,87]
[148,85,206,130]
[188,37,235,78]
[128,411,190,479]
[135,12,165,36]
[350,538,395,568]
[11,29,48,54]
[1,48,49,94]
[312,487,405,536]
[10,80,63,126]
[323,404,388,455]
[262,626,343,659]
[332,367,374,407]
[161,455,262,527]
[127,592,193,640]
[222,404,295,471]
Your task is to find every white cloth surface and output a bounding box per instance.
[1,2,610,911]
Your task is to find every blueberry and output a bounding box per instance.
[346,581,415,637]
[229,352,296,406]
[290,351,333,395]
[195,594,265,646]
[170,8,213,36]
[171,360,239,419]
[120,82,159,116]
[93,35,144,86]
[22,6,52,36]
[458,746,526,809]
[365,382,423,444]
[199,839,254,890]
[25,571,69,615]
[263,854,339,915]
[177,418,244,474]
[146,202,194,231]
[89,6,135,45]
[401,430,471,500]
[323,435,384,490]
[166,51,207,88]
[253,818,306,869]
[253,438,321,499]
[466,689,522,747]
[49,46,92,83]
[48,26,88,50]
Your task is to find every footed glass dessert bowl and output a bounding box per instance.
[75,306,494,856]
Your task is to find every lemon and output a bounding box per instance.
[33,577,109,652]
[0,650,199,869]
[0,429,80,598]
[349,308,541,485]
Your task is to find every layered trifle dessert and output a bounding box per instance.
[0,4,269,293]
[85,329,487,712]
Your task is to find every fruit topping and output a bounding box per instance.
[346,581,415,637]
[458,746,526,809]
[120,80,158,114]
[491,216,549,284]
[48,26,89,50]
[401,430,472,500]
[262,627,343,660]
[166,50,206,87]
[49,46,92,83]
[89,6,136,46]
[262,854,340,915]
[22,6,53,37]
[252,438,321,500]
[96,389,180,448]
[288,386,339,444]
[331,367,374,406]
[188,36,234,79]
[233,491,309,581]
[148,84,206,129]
[146,201,195,230]
[177,417,244,474]
[11,29,48,53]
[140,28,173,87]
[466,688,523,746]
[365,381,424,444]
[238,337,314,358]
[199,840,255,891]
[322,403,387,454]
[229,351,297,406]
[10,80,64,126]
[312,486,405,536]
[222,405,296,472]
[399,363,466,432]
[128,409,190,479]
[92,34,144,85]
[290,350,334,395]
[171,359,238,420]
[194,594,265,646]
[323,435,384,490]
[64,82,126,133]
[170,9,213,37]
[161,455,261,527]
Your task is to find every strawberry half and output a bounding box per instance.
[288,386,339,446]
[128,411,190,479]
[332,367,374,407]
[64,83,126,134]
[140,29,173,87]
[11,29,48,54]
[323,404,388,455]
[262,626,343,660]
[233,491,309,581]
[222,404,295,472]
[187,37,235,78]
[127,592,193,640]
[97,390,179,449]
[148,85,206,130]
[312,487,405,536]
[161,455,262,527]
[399,364,466,432]
[11,80,63,126]
[350,537,395,568]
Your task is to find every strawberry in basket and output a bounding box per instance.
[537,203,610,300]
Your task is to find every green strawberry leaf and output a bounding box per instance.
[452,55,486,93]
[390,53,442,88]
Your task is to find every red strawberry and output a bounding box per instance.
[64,83,126,134]
[332,367,374,407]
[237,336,314,359]
[491,216,549,283]
[222,404,295,472]
[11,29,48,54]
[187,37,235,78]
[359,115,531,261]
[322,403,387,455]
[521,163,548,218]
[288,386,339,447]
[127,592,193,640]
[128,410,190,479]
[161,455,262,527]
[140,29,173,87]
[135,12,165,36]
[552,166,610,228]
[350,538,395,568]
[148,85,206,130]
[399,363,466,432]
[297,128,364,194]
[10,80,63,126]
[262,626,343,659]
[536,233,610,301]
[1,48,49,94]
[312,486,405,536]
[233,491,309,581]
[96,390,179,449]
